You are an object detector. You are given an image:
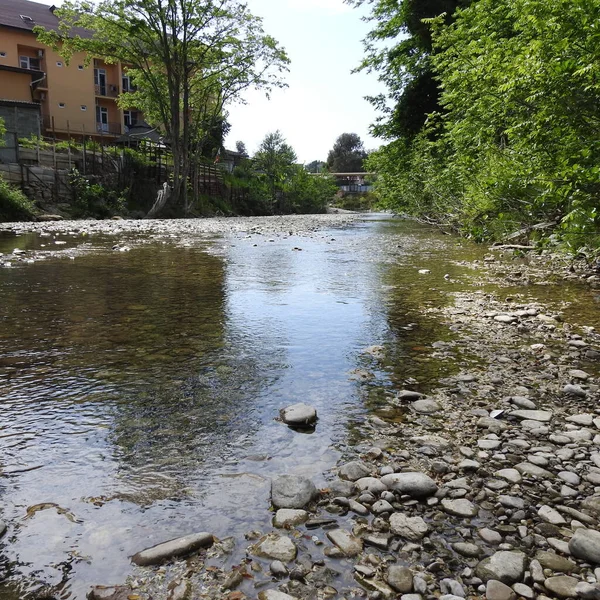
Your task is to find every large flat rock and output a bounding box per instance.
[271,475,317,509]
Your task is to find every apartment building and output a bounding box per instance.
[0,0,142,140]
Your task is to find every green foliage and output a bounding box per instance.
[358,0,600,250]
[285,168,337,214]
[326,133,368,172]
[0,117,5,143]
[68,169,126,218]
[0,176,36,222]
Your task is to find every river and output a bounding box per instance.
[0,215,598,599]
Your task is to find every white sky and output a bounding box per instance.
[225,0,386,162]
[35,0,386,162]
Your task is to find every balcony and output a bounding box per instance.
[96,121,122,136]
[94,84,119,98]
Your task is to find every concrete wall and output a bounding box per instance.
[0,162,71,202]
[0,103,41,162]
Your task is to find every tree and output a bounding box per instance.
[326,133,367,172]
[36,0,290,213]
[305,160,326,173]
[235,141,248,157]
[253,131,297,210]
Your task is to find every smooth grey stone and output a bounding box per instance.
[354,477,387,494]
[563,384,587,397]
[582,496,600,516]
[387,565,414,593]
[570,528,600,564]
[476,551,527,585]
[544,575,579,598]
[442,498,478,518]
[535,551,577,572]
[270,560,288,577]
[326,528,363,557]
[339,460,371,482]
[558,471,580,486]
[255,534,297,562]
[380,472,438,498]
[486,580,516,600]
[371,500,394,514]
[510,396,537,409]
[499,495,525,510]
[258,591,298,600]
[510,410,553,422]
[397,390,425,401]
[512,583,534,599]
[495,469,522,483]
[538,505,567,525]
[271,475,317,509]
[273,509,309,528]
[479,528,503,545]
[441,579,465,597]
[329,479,354,497]
[280,403,317,427]
[411,399,441,414]
[453,542,482,557]
[131,532,214,566]
[389,513,429,541]
[575,582,600,600]
[567,413,595,426]
[515,462,555,479]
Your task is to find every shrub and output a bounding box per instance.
[0,176,36,221]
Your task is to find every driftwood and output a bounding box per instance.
[491,244,535,250]
[146,181,171,218]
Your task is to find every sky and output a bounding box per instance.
[225,0,386,162]
[35,0,386,163]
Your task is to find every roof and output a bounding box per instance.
[0,98,40,108]
[0,0,91,37]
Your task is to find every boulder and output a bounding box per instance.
[389,513,429,541]
[271,475,317,509]
[380,472,438,498]
[280,403,317,428]
[254,534,297,562]
[476,551,527,585]
[569,528,600,564]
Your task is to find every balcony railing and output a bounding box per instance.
[94,84,119,98]
[96,121,122,136]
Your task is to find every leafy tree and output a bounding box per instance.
[326,133,368,172]
[253,131,297,210]
[235,141,248,157]
[305,160,326,173]
[36,0,289,213]
[286,167,337,213]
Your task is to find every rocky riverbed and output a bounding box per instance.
[1,216,600,600]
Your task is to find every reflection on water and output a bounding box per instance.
[0,217,598,598]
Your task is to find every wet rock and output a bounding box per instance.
[270,560,289,577]
[544,576,579,598]
[476,551,527,584]
[411,399,441,414]
[486,580,516,600]
[386,565,413,593]
[355,477,388,494]
[280,403,317,428]
[569,528,600,564]
[441,498,478,518]
[87,586,134,600]
[355,573,396,597]
[273,509,309,528]
[380,472,438,498]
[131,532,214,566]
[258,591,298,600]
[398,390,425,401]
[271,475,317,509]
[326,528,363,557]
[168,579,190,600]
[389,513,429,541]
[339,461,371,482]
[255,534,297,562]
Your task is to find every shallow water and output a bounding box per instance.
[0,216,598,599]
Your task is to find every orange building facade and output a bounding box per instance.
[0,0,142,140]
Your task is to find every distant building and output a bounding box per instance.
[0,0,143,140]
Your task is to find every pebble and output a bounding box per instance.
[389,514,429,541]
[441,498,479,518]
[339,460,371,482]
[486,580,517,600]
[386,565,413,593]
[538,505,567,525]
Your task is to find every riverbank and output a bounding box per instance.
[1,216,599,600]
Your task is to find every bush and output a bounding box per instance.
[68,169,126,218]
[0,176,36,221]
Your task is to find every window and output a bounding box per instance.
[124,110,138,129]
[81,105,87,111]
[58,102,65,108]
[20,56,41,70]
[96,105,109,132]
[78,65,84,70]
[0,52,6,58]
[122,74,135,93]
[56,61,63,67]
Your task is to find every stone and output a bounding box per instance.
[495,315,517,324]
[499,495,525,510]
[515,462,555,479]
[88,586,134,600]
[380,472,438,498]
[476,551,527,585]
[558,471,580,486]
[131,532,214,566]
[389,513,429,541]
[453,542,482,557]
[495,469,522,483]
[0,521,6,538]
[569,528,600,564]
[326,529,363,557]
[258,591,298,600]
[270,560,288,577]
[538,505,567,525]
[441,579,466,597]
[479,528,503,545]
[512,583,535,599]
[398,390,425,401]
[411,399,441,414]
[354,573,396,598]
[535,551,577,573]
[575,582,600,600]
[570,370,591,381]
[544,576,579,598]
[339,460,371,481]
[271,475,317,509]
[582,497,600,516]
[567,413,595,426]
[372,500,394,514]
[386,565,413,593]
[486,580,517,600]
[510,410,553,422]
[355,477,387,494]
[441,498,478,518]
[273,509,309,528]
[280,403,317,427]
[255,534,297,562]
[563,384,587,397]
